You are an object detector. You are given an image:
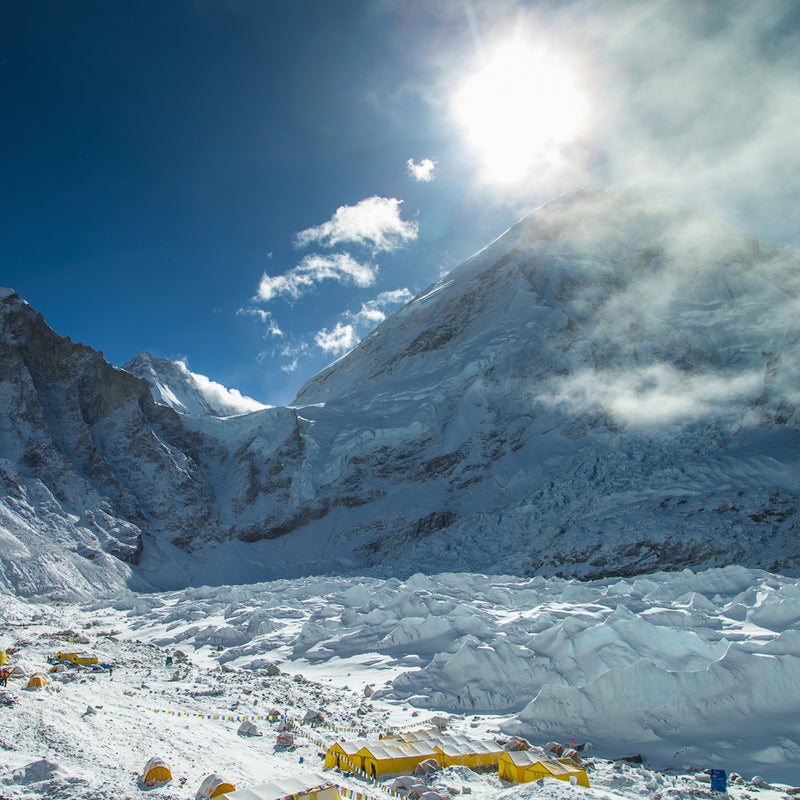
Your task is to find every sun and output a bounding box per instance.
[451,37,589,184]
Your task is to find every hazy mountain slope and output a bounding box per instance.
[123,352,268,417]
[286,191,800,576]
[1,191,799,600]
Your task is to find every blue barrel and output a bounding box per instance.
[710,769,727,792]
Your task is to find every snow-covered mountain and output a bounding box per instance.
[2,191,799,599]
[122,351,268,417]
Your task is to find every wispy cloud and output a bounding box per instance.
[539,364,763,428]
[257,252,376,302]
[295,196,418,252]
[315,322,358,356]
[237,307,283,337]
[407,157,437,182]
[346,288,414,328]
[578,0,800,243]
[312,288,414,358]
[175,360,267,412]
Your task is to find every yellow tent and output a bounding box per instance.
[0,649,6,665]
[324,740,368,770]
[498,750,539,782]
[197,773,236,798]
[499,751,589,788]
[524,759,590,788]
[357,742,439,778]
[55,651,99,666]
[217,774,338,800]
[26,672,48,689]
[142,757,172,787]
[433,736,504,769]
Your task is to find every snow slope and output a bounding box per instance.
[1,567,798,797]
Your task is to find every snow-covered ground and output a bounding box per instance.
[1,567,798,799]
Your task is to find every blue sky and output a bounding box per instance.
[4,1,799,405]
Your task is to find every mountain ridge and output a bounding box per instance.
[2,191,799,600]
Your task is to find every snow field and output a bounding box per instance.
[3,566,798,797]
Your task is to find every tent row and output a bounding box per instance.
[141,762,338,800]
[324,734,510,775]
[324,738,589,788]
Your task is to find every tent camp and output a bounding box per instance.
[324,740,369,771]
[196,773,236,799]
[55,651,99,666]
[498,751,589,787]
[357,742,439,778]
[26,673,48,689]
[216,774,338,800]
[141,757,172,786]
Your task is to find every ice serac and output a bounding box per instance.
[2,190,800,599]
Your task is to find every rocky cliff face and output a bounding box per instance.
[2,192,799,599]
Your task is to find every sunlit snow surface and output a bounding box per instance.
[1,566,799,798]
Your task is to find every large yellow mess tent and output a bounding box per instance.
[357,742,439,777]
[326,730,511,777]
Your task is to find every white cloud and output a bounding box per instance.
[237,307,283,336]
[539,364,763,428]
[295,196,418,252]
[257,252,376,302]
[407,157,437,182]
[315,322,358,356]
[310,288,414,360]
[346,288,414,328]
[176,360,267,413]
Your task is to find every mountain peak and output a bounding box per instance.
[123,352,268,417]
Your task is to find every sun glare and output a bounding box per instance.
[452,38,589,184]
